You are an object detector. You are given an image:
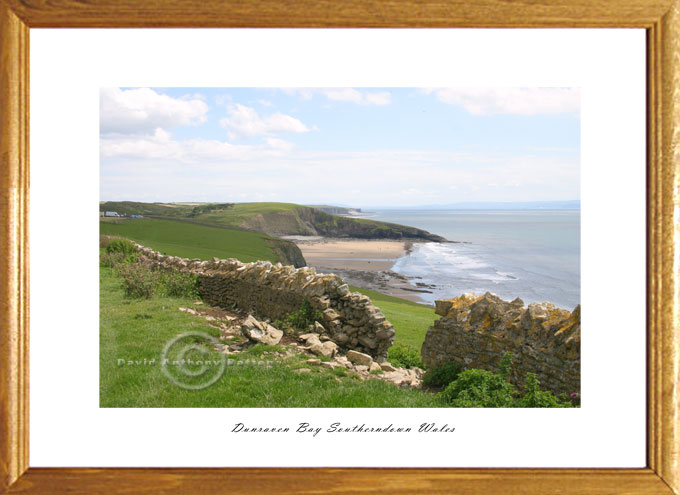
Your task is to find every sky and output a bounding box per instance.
[100,87,580,207]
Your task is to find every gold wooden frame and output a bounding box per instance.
[1,1,678,493]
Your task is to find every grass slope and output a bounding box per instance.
[100,266,440,407]
[100,201,444,241]
[350,286,435,350]
[100,218,279,263]
[196,202,303,228]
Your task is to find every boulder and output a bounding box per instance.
[241,315,283,345]
[310,341,338,358]
[305,335,322,347]
[346,350,373,367]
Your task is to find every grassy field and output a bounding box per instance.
[350,286,434,350]
[100,218,280,263]
[100,265,441,408]
[195,202,303,228]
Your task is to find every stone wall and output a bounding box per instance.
[421,292,580,397]
[132,243,395,360]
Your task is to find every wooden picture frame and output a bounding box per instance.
[1,1,678,493]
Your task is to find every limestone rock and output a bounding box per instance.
[369,362,382,373]
[334,355,352,368]
[310,340,338,358]
[347,350,373,367]
[380,362,397,372]
[241,315,283,345]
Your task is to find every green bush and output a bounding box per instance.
[115,261,158,299]
[283,300,324,331]
[422,361,462,388]
[100,251,125,268]
[106,238,138,256]
[516,373,570,408]
[100,249,138,268]
[440,368,518,408]
[157,270,201,299]
[438,352,572,408]
[387,342,423,369]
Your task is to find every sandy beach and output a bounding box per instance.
[294,238,434,304]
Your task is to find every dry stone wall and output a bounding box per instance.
[132,243,395,360]
[421,292,580,397]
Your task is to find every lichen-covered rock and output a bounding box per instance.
[421,292,580,397]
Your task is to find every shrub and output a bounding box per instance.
[387,342,423,369]
[106,238,138,256]
[283,300,324,331]
[99,235,113,249]
[422,361,462,388]
[440,368,518,408]
[157,270,200,299]
[516,373,570,408]
[499,351,513,378]
[115,261,157,299]
[438,352,572,408]
[100,249,139,268]
[100,251,126,268]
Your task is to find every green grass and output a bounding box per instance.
[350,286,435,350]
[100,266,441,407]
[100,218,279,263]
[187,202,304,228]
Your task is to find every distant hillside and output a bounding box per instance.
[100,218,306,267]
[306,205,362,216]
[99,201,446,242]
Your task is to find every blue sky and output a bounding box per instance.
[100,87,579,207]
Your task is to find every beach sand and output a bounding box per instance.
[294,238,434,304]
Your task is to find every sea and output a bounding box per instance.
[364,209,580,311]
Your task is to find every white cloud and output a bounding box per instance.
[283,88,392,106]
[422,88,579,115]
[100,88,209,135]
[219,104,310,140]
[100,129,294,163]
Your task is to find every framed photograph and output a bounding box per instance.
[2,1,679,494]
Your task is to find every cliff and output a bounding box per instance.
[242,207,447,241]
[265,238,306,268]
[99,201,446,242]
[421,292,580,397]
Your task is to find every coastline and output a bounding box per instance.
[293,238,433,304]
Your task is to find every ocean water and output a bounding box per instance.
[365,209,580,310]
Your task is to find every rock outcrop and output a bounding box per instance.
[421,292,580,397]
[132,243,395,360]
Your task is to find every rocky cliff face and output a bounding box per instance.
[421,292,580,397]
[132,243,395,360]
[264,238,306,268]
[241,207,447,242]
